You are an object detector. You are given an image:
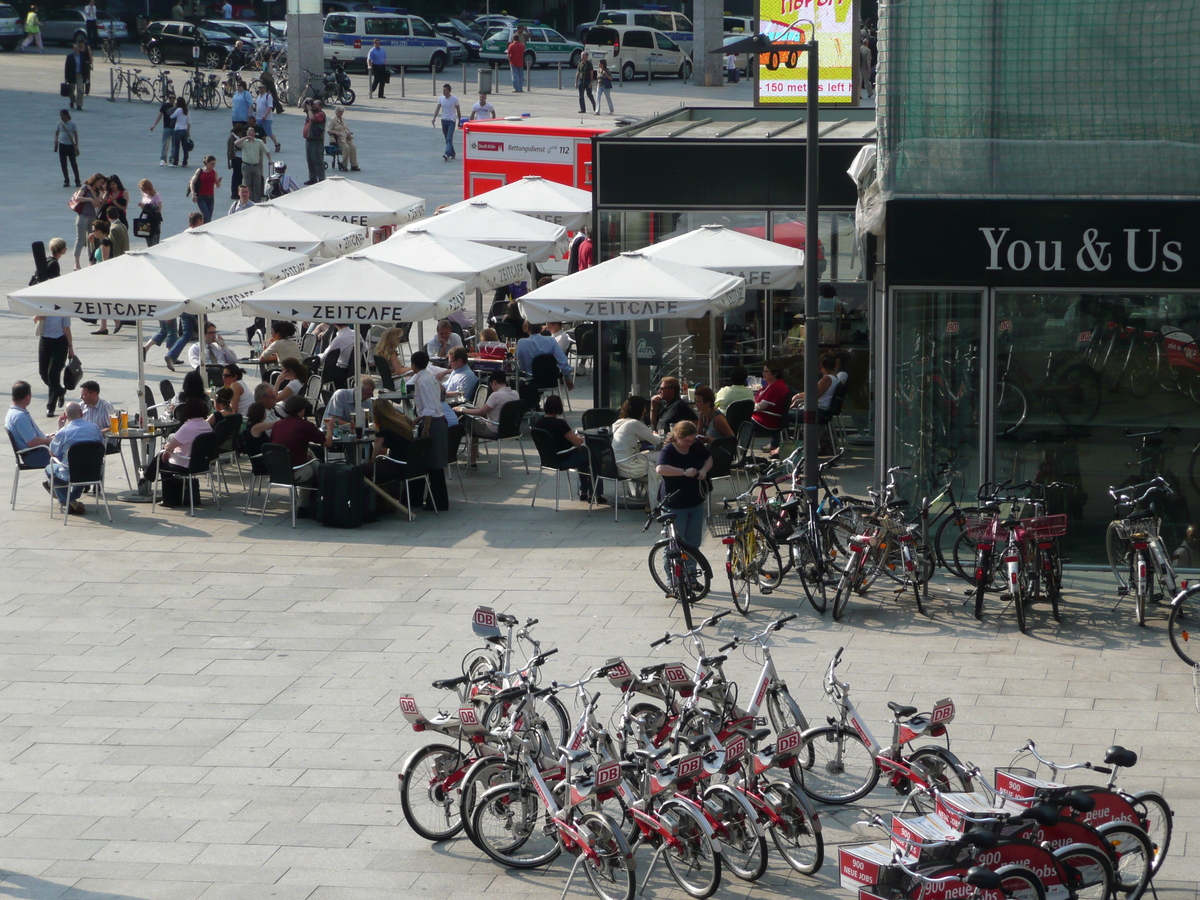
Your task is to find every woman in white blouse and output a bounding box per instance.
[610,395,664,507]
[409,350,449,511]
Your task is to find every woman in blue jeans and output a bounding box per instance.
[655,420,713,574]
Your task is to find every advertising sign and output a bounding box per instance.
[755,0,857,106]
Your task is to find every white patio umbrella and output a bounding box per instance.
[148,231,310,287]
[196,204,369,258]
[414,199,568,261]
[242,255,466,427]
[518,251,745,394]
[441,176,591,231]
[638,223,805,381]
[353,227,528,329]
[267,176,426,228]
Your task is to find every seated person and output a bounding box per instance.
[516,320,573,387]
[374,326,407,377]
[46,401,103,516]
[188,323,239,367]
[143,398,213,486]
[77,380,118,451]
[207,387,237,425]
[274,358,309,402]
[536,395,602,503]
[171,370,211,422]
[223,363,252,414]
[370,398,414,462]
[425,318,463,359]
[258,320,301,365]
[6,380,54,468]
[271,395,332,489]
[650,376,697,433]
[476,327,507,357]
[253,383,279,422]
[694,386,733,442]
[241,401,274,458]
[714,365,755,412]
[611,395,663,506]
[318,323,354,389]
[788,352,837,419]
[325,376,375,426]
[752,362,788,450]
[443,346,478,399]
[545,321,572,353]
[458,371,520,467]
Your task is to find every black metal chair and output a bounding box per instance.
[573,324,596,379]
[705,435,737,513]
[581,408,618,431]
[469,399,529,480]
[209,413,244,492]
[258,443,319,528]
[158,379,176,407]
[724,398,755,433]
[152,429,223,516]
[374,355,396,391]
[529,427,581,511]
[732,419,757,492]
[374,437,435,522]
[529,353,570,411]
[493,321,518,341]
[583,433,633,522]
[49,440,112,525]
[7,427,48,510]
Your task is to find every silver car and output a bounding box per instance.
[40,7,129,45]
[0,3,22,51]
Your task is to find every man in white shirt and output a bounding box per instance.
[425,319,464,358]
[545,322,571,352]
[469,92,496,120]
[77,380,117,449]
[319,323,355,389]
[431,84,461,161]
[187,322,240,367]
[221,0,232,18]
[459,371,520,466]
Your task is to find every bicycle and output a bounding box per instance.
[181,68,222,110]
[830,505,932,621]
[793,647,973,806]
[644,493,713,626]
[1167,582,1199,667]
[1105,478,1179,625]
[112,66,155,102]
[152,67,174,101]
[100,34,120,64]
[708,496,781,615]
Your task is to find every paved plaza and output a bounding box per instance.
[0,45,1196,900]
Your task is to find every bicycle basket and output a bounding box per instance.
[707,515,739,539]
[1025,514,1068,540]
[963,515,1004,542]
[1115,516,1159,541]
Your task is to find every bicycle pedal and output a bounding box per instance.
[760,588,774,595]
[1116,587,1130,596]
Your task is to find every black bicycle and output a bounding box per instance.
[644,492,713,628]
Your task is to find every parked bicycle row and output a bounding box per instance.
[394,609,1172,900]
[678,448,1196,665]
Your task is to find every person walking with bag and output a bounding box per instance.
[35,307,75,418]
[69,173,101,270]
[594,59,614,114]
[575,50,595,114]
[136,178,163,247]
[19,4,43,52]
[64,40,90,110]
[54,110,81,188]
[187,155,221,223]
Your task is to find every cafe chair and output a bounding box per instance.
[732,419,757,492]
[301,372,323,402]
[471,399,529,480]
[374,355,396,391]
[723,398,755,433]
[258,443,319,528]
[704,435,737,513]
[445,423,468,500]
[572,324,596,380]
[298,332,318,357]
[153,430,223,517]
[493,321,518,342]
[530,353,571,411]
[583,433,634,523]
[581,408,618,431]
[242,450,271,515]
[529,427,580,512]
[7,428,49,510]
[49,440,112,525]
[143,384,171,419]
[158,379,176,407]
[209,413,244,492]
[472,382,490,408]
[374,437,435,522]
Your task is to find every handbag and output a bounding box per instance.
[63,355,83,392]
[184,136,195,153]
[132,216,154,238]
[60,82,71,97]
[68,192,86,213]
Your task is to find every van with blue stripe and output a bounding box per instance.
[324,12,455,72]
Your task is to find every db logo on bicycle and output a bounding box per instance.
[945,321,959,334]
[998,319,1012,332]
[398,697,418,715]
[458,707,478,726]
[473,607,496,629]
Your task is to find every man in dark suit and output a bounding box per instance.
[64,40,91,110]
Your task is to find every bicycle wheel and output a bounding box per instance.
[458,756,520,848]
[754,525,784,595]
[995,864,1048,900]
[1106,520,1132,592]
[936,510,977,582]
[481,691,569,760]
[996,378,1028,437]
[792,725,879,804]
[579,811,635,900]
[1167,586,1198,666]
[648,539,711,601]
[659,797,721,899]
[906,745,973,812]
[107,40,121,64]
[761,780,823,874]
[831,565,856,621]
[131,78,153,101]
[703,784,766,881]
[790,536,827,613]
[1097,821,1153,899]
[824,503,872,569]
[471,780,562,868]
[398,743,467,842]
[1053,843,1114,900]
[766,685,809,735]
[1044,547,1063,622]
[727,541,751,615]
[1134,549,1148,627]
[1128,790,1173,875]
[1057,362,1103,423]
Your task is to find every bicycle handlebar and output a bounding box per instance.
[1017,739,1111,775]
[649,610,730,648]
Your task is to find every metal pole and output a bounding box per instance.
[708,314,717,388]
[462,59,467,93]
[557,60,562,90]
[629,319,638,395]
[400,65,405,97]
[353,326,363,430]
[802,41,821,499]
[525,60,531,91]
[475,287,483,343]
[136,320,147,425]
[431,65,436,95]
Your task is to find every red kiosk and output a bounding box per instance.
[462,117,611,199]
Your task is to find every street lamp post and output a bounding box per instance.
[800,40,821,507]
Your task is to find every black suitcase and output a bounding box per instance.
[317,462,376,528]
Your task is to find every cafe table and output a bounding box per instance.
[112,419,179,503]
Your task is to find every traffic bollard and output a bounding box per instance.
[400,66,405,97]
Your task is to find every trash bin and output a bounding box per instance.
[477,67,493,94]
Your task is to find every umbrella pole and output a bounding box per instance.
[353,327,363,430]
[708,314,717,388]
[628,319,638,396]
[475,287,483,344]
[136,320,148,425]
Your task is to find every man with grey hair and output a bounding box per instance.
[425,319,463,358]
[325,376,374,426]
[46,401,103,515]
[254,382,279,420]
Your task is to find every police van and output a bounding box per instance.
[323,12,455,71]
[588,7,692,52]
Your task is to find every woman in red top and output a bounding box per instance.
[751,362,788,450]
[188,155,222,224]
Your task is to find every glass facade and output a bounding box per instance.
[889,289,1200,562]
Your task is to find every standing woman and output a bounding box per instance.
[105,175,129,226]
[54,110,81,188]
[655,421,713,577]
[69,173,102,270]
[408,350,449,511]
[169,97,191,168]
[137,178,164,246]
[594,59,614,115]
[34,239,74,417]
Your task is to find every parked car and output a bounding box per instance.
[480,24,582,68]
[142,20,235,68]
[588,8,692,51]
[435,16,482,59]
[0,2,23,50]
[323,0,373,13]
[41,7,129,45]
[583,23,690,80]
[323,11,454,71]
[470,13,516,33]
[202,18,282,49]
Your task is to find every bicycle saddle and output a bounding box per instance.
[736,726,772,743]
[965,867,1002,891]
[657,512,678,523]
[489,685,526,703]
[497,613,519,626]
[887,701,919,718]
[1017,802,1060,827]
[1062,790,1095,813]
[431,675,469,690]
[1104,745,1138,768]
[640,662,668,676]
[679,733,709,752]
[630,745,670,762]
[558,746,591,763]
[699,654,727,667]
[887,499,910,510]
[959,830,998,850]
[781,495,803,512]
